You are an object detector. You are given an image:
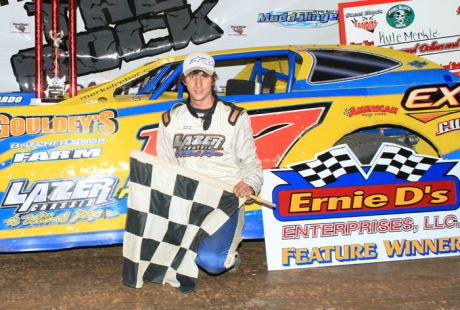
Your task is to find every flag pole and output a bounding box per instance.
[248,195,276,208]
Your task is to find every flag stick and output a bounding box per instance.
[248,195,276,208]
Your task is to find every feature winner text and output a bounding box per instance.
[282,236,460,266]
[282,243,377,265]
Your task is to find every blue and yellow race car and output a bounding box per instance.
[1,44,459,251]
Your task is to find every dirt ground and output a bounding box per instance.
[1,240,460,309]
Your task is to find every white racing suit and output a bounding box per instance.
[156,96,263,274]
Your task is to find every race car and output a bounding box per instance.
[1,44,459,251]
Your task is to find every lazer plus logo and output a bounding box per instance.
[173,134,225,158]
[1,177,118,214]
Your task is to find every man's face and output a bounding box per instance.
[184,70,215,108]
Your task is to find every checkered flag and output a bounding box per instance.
[289,146,360,187]
[373,145,437,181]
[122,150,244,293]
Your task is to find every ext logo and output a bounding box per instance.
[402,84,460,110]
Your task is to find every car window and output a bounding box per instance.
[214,50,302,96]
[113,50,302,100]
[307,49,401,83]
[114,63,181,98]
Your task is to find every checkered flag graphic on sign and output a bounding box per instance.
[289,146,360,187]
[122,150,244,293]
[373,145,437,181]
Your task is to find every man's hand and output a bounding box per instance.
[233,181,254,200]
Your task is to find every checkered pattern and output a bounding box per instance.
[373,145,437,181]
[122,150,243,293]
[289,146,360,187]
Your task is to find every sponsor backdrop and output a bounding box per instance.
[0,0,350,92]
[339,0,460,77]
[262,144,460,270]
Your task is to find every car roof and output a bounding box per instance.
[61,45,458,105]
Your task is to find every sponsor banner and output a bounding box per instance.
[0,101,327,250]
[262,144,460,270]
[0,104,147,250]
[339,0,460,77]
[0,0,347,92]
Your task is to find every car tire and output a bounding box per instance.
[334,133,412,165]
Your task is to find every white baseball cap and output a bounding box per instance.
[182,51,215,76]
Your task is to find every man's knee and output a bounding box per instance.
[196,253,227,274]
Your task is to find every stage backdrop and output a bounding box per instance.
[0,0,355,92]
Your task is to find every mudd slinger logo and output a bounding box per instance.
[270,144,460,221]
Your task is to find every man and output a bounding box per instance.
[156,51,263,274]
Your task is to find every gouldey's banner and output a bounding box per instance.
[339,0,460,77]
[0,0,348,92]
[262,143,460,270]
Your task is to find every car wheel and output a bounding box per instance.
[334,133,412,165]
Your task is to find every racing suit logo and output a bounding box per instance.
[173,133,225,158]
